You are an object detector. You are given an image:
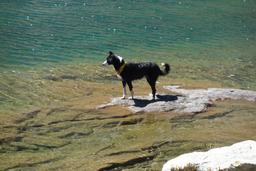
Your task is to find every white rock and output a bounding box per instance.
[162,140,256,171]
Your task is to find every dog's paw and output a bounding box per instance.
[128,96,134,100]
[149,93,159,96]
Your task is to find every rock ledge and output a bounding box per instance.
[98,86,256,113]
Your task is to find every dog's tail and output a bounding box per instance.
[160,63,170,76]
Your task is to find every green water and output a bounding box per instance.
[0,0,256,110]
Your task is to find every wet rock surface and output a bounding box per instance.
[98,86,256,113]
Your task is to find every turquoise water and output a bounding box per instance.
[0,0,256,108]
[1,0,255,66]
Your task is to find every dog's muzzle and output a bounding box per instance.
[102,60,108,65]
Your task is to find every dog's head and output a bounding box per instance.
[102,51,124,66]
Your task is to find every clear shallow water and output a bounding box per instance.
[0,0,256,110]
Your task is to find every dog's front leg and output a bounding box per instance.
[121,80,127,99]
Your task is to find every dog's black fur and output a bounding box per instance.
[103,51,170,100]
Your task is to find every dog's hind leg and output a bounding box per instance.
[150,83,156,100]
[127,81,134,99]
[121,80,127,99]
[146,77,157,100]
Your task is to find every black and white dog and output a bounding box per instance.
[103,51,170,100]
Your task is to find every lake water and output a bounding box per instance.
[0,0,256,110]
[1,1,256,170]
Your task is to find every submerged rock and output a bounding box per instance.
[162,140,256,171]
[98,86,256,113]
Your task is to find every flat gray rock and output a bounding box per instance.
[98,86,256,113]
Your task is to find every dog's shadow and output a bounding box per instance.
[132,94,178,108]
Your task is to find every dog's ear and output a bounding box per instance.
[109,51,114,56]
